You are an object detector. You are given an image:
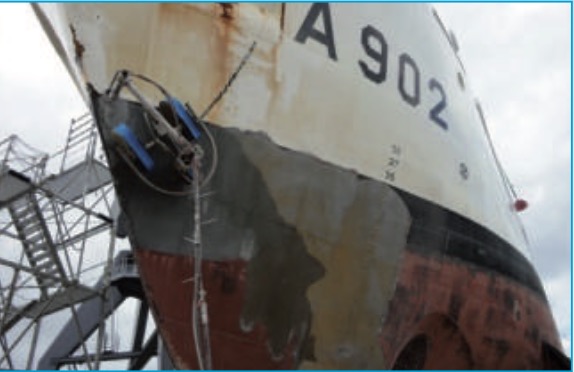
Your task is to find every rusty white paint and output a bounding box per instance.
[33,3,529,256]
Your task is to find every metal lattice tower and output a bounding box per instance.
[0,116,161,369]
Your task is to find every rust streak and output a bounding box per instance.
[280,3,286,33]
[69,24,85,63]
[219,3,234,21]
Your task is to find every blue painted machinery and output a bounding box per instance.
[105,70,213,191]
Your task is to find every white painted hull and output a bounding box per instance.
[33,3,528,255]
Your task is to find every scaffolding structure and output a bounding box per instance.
[0,115,159,369]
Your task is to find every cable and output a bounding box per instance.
[186,106,219,188]
[199,41,257,120]
[116,150,195,197]
[188,156,212,370]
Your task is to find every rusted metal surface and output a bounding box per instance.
[381,251,563,369]
[218,3,235,21]
[69,25,85,63]
[135,235,563,369]
[135,249,296,369]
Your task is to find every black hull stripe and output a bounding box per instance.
[394,189,546,299]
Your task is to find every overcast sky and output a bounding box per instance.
[435,3,571,356]
[0,2,570,363]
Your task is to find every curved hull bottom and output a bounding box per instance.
[134,247,560,369]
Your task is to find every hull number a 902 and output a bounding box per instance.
[295,3,449,131]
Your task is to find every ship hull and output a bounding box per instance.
[35,2,568,369]
[89,90,563,369]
